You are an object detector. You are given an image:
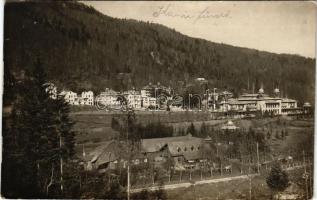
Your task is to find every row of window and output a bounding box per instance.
[177,145,200,152]
[265,104,279,108]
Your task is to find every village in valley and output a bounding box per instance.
[47,79,311,116]
[43,79,314,199]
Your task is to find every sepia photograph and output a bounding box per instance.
[1,1,316,199]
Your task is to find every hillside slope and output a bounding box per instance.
[4,1,315,103]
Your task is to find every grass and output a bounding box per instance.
[71,111,229,151]
[165,176,271,200]
[72,111,314,156]
[166,168,308,200]
[71,111,313,199]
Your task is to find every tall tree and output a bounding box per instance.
[266,162,289,198]
[199,122,209,137]
[187,122,196,136]
[2,58,75,198]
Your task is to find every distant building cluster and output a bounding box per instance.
[45,82,173,110]
[45,82,312,116]
[45,83,94,106]
[60,90,94,106]
[219,87,302,116]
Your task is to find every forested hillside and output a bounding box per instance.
[4,1,315,103]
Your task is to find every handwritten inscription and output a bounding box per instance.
[152,4,231,23]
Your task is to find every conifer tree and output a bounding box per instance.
[187,122,196,136]
[2,58,75,198]
[266,162,289,197]
[275,131,280,139]
[285,129,289,137]
[199,122,208,137]
[267,131,271,140]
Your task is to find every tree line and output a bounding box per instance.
[5,1,315,103]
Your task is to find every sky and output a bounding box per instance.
[83,1,316,58]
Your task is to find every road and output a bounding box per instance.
[130,174,258,193]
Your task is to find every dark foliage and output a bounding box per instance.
[187,122,197,136]
[2,59,75,198]
[266,162,289,193]
[112,116,174,140]
[4,1,315,103]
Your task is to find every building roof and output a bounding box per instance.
[87,140,119,166]
[303,102,312,107]
[100,88,119,96]
[221,120,239,130]
[141,135,203,160]
[274,88,280,93]
[222,91,233,95]
[282,98,297,103]
[141,135,202,151]
[265,100,281,104]
[228,99,256,105]
[241,93,259,97]
[262,97,282,100]
[258,88,264,94]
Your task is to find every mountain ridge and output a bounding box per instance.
[4,1,315,103]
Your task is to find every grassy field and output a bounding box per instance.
[72,111,227,153]
[72,111,314,161]
[166,168,309,200]
[166,176,270,200]
[71,111,219,156]
[71,111,314,198]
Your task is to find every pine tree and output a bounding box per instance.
[281,130,285,140]
[285,129,289,137]
[187,122,196,136]
[275,131,280,139]
[266,162,289,197]
[199,122,208,138]
[2,58,75,198]
[267,131,271,140]
[111,117,120,131]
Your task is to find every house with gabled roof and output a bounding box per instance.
[84,140,120,171]
[140,134,204,168]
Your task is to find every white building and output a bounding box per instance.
[44,82,57,99]
[281,98,297,109]
[142,96,157,109]
[141,84,157,109]
[281,98,300,115]
[80,91,94,106]
[124,89,142,109]
[141,89,151,98]
[96,88,121,109]
[60,90,78,105]
[219,88,299,116]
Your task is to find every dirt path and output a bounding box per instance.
[130,174,257,193]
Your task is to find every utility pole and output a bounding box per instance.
[56,113,64,193]
[256,142,260,174]
[206,89,209,111]
[213,88,217,111]
[127,165,130,200]
[247,76,250,92]
[126,106,131,200]
[216,182,219,200]
[248,156,252,200]
[189,93,192,111]
[60,134,63,192]
[303,150,308,200]
[308,159,312,197]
